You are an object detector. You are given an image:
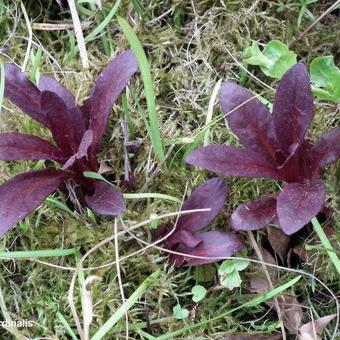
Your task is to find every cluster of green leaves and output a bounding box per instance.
[243,40,340,103]
[218,258,250,290]
[173,285,207,320]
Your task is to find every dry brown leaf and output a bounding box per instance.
[278,294,303,333]
[267,226,290,262]
[249,274,270,294]
[259,246,278,280]
[298,314,336,340]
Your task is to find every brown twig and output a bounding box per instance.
[247,231,287,340]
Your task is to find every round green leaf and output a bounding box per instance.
[191,285,207,303]
[173,304,189,320]
[220,270,242,290]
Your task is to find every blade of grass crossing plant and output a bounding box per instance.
[0,248,78,259]
[56,312,78,340]
[29,47,42,84]
[137,328,157,339]
[83,172,180,202]
[83,171,113,186]
[204,80,221,146]
[155,276,301,339]
[91,270,160,340]
[85,0,121,43]
[311,217,340,274]
[46,197,76,217]
[118,17,165,162]
[124,193,181,203]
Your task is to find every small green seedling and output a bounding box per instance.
[218,259,250,290]
[285,0,318,28]
[173,304,189,320]
[191,285,207,303]
[243,40,297,79]
[310,56,340,103]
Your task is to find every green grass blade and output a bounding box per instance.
[124,193,181,203]
[83,172,179,202]
[118,16,165,162]
[0,248,78,259]
[83,171,113,186]
[91,270,160,340]
[46,197,76,217]
[29,47,42,84]
[155,275,301,339]
[311,217,340,274]
[84,0,121,43]
[56,312,78,340]
[203,80,221,146]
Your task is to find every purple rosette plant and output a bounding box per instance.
[0,50,138,237]
[187,64,339,235]
[154,178,244,267]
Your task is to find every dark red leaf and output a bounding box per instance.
[176,177,227,234]
[310,127,340,176]
[62,130,93,170]
[169,231,244,267]
[220,82,278,161]
[41,91,78,155]
[38,76,86,143]
[277,180,325,234]
[82,50,138,149]
[0,168,67,237]
[277,141,313,183]
[267,226,290,262]
[166,229,201,248]
[85,181,126,216]
[231,196,277,231]
[187,145,282,179]
[38,75,76,109]
[0,132,65,162]
[4,63,47,126]
[272,64,313,155]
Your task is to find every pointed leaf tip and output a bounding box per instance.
[273,63,313,154]
[82,50,138,149]
[220,82,277,161]
[176,177,228,233]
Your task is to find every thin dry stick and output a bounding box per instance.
[114,218,129,340]
[289,0,340,48]
[67,0,89,68]
[248,231,286,340]
[32,22,91,31]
